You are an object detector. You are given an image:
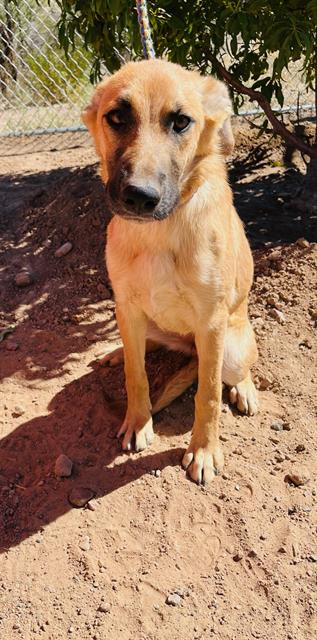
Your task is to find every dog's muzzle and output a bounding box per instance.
[107,177,180,222]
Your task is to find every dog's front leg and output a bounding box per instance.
[116,304,154,452]
[182,314,226,484]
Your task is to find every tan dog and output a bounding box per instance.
[83,59,258,484]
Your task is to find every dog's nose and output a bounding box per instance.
[122,184,160,214]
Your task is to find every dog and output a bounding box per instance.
[83,59,258,484]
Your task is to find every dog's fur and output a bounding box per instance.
[83,59,258,484]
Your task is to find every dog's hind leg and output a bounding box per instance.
[222,302,259,416]
[152,357,198,414]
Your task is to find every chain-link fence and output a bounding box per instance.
[0,0,94,154]
[0,0,315,156]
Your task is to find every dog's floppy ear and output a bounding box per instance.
[201,77,234,156]
[82,78,109,155]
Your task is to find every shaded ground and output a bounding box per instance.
[0,125,316,640]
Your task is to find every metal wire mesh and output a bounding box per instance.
[0,0,93,154]
[0,0,315,156]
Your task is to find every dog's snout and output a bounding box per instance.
[122,184,161,214]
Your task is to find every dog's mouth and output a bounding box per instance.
[106,180,179,223]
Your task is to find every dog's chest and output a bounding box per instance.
[118,250,218,334]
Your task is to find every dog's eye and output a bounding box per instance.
[172,114,191,134]
[105,110,127,129]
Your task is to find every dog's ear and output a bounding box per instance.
[82,78,109,155]
[201,77,234,156]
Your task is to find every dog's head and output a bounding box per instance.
[83,59,234,222]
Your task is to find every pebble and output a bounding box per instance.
[79,536,90,551]
[98,603,111,613]
[284,470,310,487]
[55,242,73,258]
[233,552,243,562]
[271,421,284,432]
[296,238,309,248]
[269,308,285,324]
[15,270,33,287]
[54,454,73,478]
[13,405,25,416]
[268,250,281,262]
[166,593,182,606]
[68,487,95,508]
[295,444,306,453]
[87,499,98,511]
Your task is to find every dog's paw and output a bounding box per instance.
[99,346,124,367]
[229,376,259,416]
[117,416,154,452]
[182,441,224,485]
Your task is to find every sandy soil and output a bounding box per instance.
[0,125,316,640]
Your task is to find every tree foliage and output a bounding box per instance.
[57,0,317,194]
[57,1,316,102]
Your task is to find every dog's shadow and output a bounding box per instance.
[0,354,191,553]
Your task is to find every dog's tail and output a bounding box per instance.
[151,357,198,414]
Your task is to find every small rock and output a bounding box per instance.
[271,421,284,432]
[54,454,73,478]
[68,487,95,508]
[155,469,161,477]
[284,470,310,487]
[98,603,111,613]
[15,270,33,287]
[55,242,73,258]
[233,552,243,562]
[269,308,285,324]
[87,499,98,511]
[296,237,309,248]
[43,239,52,248]
[13,405,24,416]
[268,250,281,262]
[79,536,90,551]
[166,593,182,607]
[295,444,305,453]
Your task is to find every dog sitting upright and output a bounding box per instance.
[83,59,258,484]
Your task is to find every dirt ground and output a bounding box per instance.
[0,123,316,640]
